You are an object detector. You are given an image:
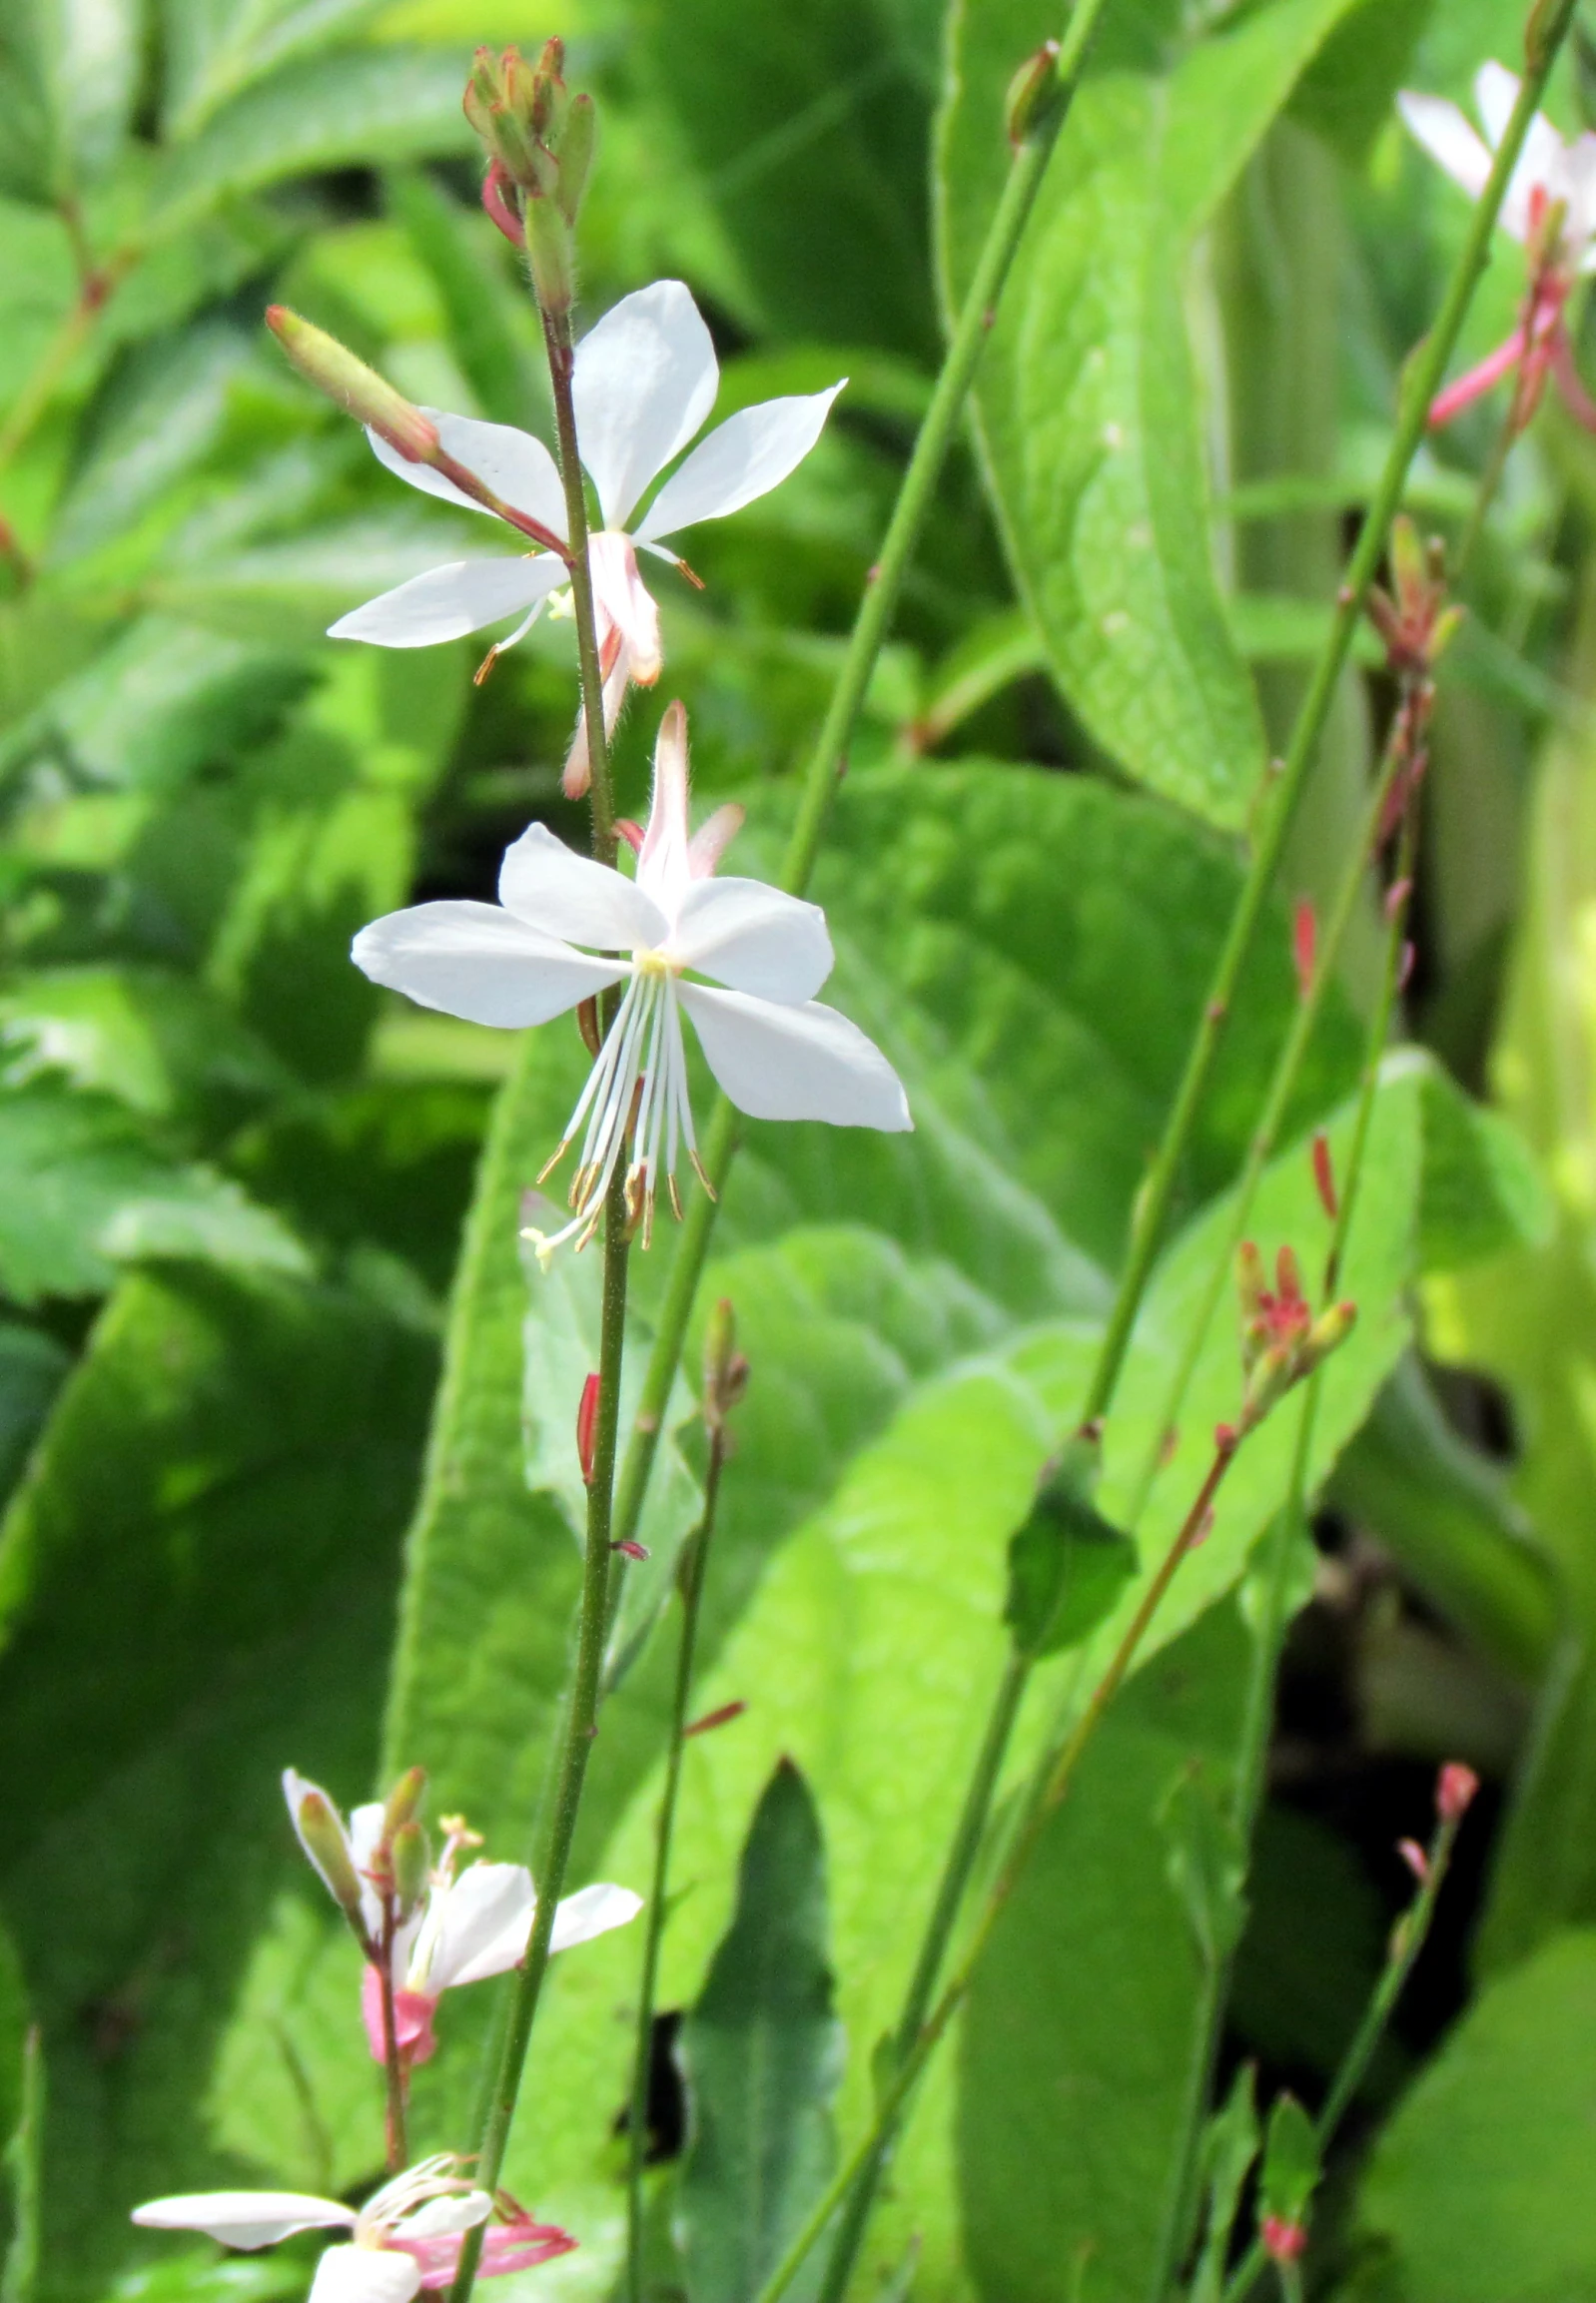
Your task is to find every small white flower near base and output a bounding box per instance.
[328,278,843,793]
[352,702,912,1260]
[133,2156,573,2298]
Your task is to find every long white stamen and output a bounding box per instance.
[571,979,647,1195]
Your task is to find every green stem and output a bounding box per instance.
[812,1650,1032,2303]
[1120,718,1406,1533]
[449,254,631,2303]
[377,1903,408,2174]
[750,1435,1241,2303]
[1219,1803,1467,2303]
[1151,782,1424,2298]
[624,1431,729,2303]
[608,0,1115,1555]
[0,244,138,473]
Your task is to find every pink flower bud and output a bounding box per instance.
[684,1699,748,1739]
[1261,2216,1306,2265]
[1312,1133,1338,1220]
[577,1372,600,1487]
[1436,1761,1480,1822]
[1292,897,1317,999]
[1396,1837,1429,1885]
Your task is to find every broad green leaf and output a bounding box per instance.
[0,968,290,1127]
[937,0,1365,825]
[1004,1451,1136,1659]
[677,1761,844,2303]
[207,649,466,1085]
[1,0,143,195]
[1258,2094,1318,2228]
[1286,0,1433,161]
[957,1604,1250,2303]
[149,515,487,647]
[153,48,475,226]
[1351,1928,1596,2303]
[0,1085,309,1305]
[633,0,939,356]
[161,0,404,137]
[0,1327,68,1515]
[0,1265,436,2296]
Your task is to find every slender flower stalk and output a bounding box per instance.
[624,1302,747,2303]
[1150,744,1430,2296]
[1218,1767,1479,2303]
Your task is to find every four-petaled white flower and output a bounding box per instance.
[283,1770,640,2063]
[328,278,843,794]
[1400,63,1596,431]
[1399,62,1596,272]
[351,703,912,1261]
[133,2155,572,2301]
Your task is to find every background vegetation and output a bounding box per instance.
[0,0,1589,2297]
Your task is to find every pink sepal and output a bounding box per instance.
[395,2218,578,2288]
[361,1963,439,2066]
[1428,329,1528,428]
[481,162,522,248]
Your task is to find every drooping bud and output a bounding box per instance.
[1291,897,1316,999]
[703,1297,750,1434]
[684,1699,748,1739]
[1436,1760,1480,1823]
[1005,38,1061,147]
[266,309,437,463]
[384,1765,426,1840]
[392,1820,431,1919]
[1311,1132,1338,1220]
[577,1372,600,1487]
[1396,1836,1429,1886]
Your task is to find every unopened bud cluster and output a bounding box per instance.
[1235,1241,1355,1434]
[465,41,594,312]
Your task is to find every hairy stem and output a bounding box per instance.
[449,256,629,2303]
[607,0,1115,1555]
[624,1431,730,2301]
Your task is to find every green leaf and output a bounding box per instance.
[0,1265,436,2293]
[1005,1446,1137,1659]
[938,0,1365,826]
[0,1085,309,1305]
[0,0,143,195]
[1191,2066,1258,2303]
[161,0,404,137]
[633,0,939,356]
[1286,0,1434,162]
[0,968,291,1128]
[153,48,476,226]
[1161,1766,1247,1968]
[1414,1067,1553,1274]
[0,1328,68,1517]
[678,1760,845,2303]
[1258,2093,1318,2228]
[957,1602,1251,2303]
[1352,1928,1596,2303]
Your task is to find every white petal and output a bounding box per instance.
[677,983,912,1131]
[349,1801,390,1938]
[688,803,744,879]
[397,2193,492,2239]
[1474,60,1522,148]
[132,2192,354,2247]
[366,413,565,538]
[309,2246,420,2303]
[1399,91,1492,202]
[499,823,666,949]
[282,1769,350,1892]
[636,701,691,918]
[353,901,625,1028]
[671,877,833,1002]
[636,384,845,542]
[550,1881,643,1952]
[426,1862,535,1990]
[588,531,662,683]
[573,281,718,528]
[330,558,566,647]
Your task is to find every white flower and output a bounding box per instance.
[350,702,912,1260]
[133,2156,572,2300]
[282,1771,640,2062]
[328,278,844,793]
[1399,61,1596,271]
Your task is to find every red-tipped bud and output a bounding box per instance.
[266,308,437,461]
[1397,1837,1430,1885]
[703,1297,750,1433]
[612,1538,649,1561]
[1312,1132,1338,1220]
[684,1699,748,1739]
[1436,1761,1480,1822]
[1292,897,1316,999]
[577,1372,600,1487]
[1005,38,1061,146]
[1261,2217,1306,2265]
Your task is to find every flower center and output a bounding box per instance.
[633,947,679,979]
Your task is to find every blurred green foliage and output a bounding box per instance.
[0,0,1594,2297]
